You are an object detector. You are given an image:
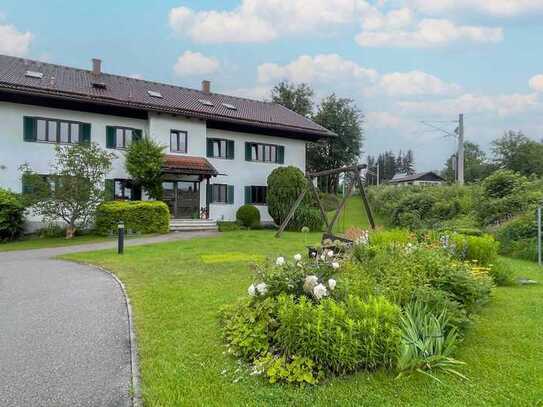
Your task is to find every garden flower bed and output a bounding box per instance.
[220,230,507,385]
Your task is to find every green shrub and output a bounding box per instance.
[220,297,277,359]
[392,193,436,229]
[236,204,261,228]
[267,166,310,226]
[481,169,527,199]
[0,188,25,241]
[254,353,322,385]
[37,223,65,238]
[217,221,241,232]
[370,229,412,246]
[495,211,538,261]
[412,286,469,333]
[488,259,515,286]
[275,294,400,373]
[288,206,323,232]
[95,200,169,235]
[450,234,499,266]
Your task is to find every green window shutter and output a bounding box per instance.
[277,146,285,164]
[244,186,251,204]
[21,174,32,194]
[80,123,91,143]
[245,143,252,161]
[105,179,114,201]
[23,117,36,142]
[106,126,116,148]
[206,139,214,157]
[133,129,142,142]
[206,183,212,205]
[132,184,142,201]
[227,185,234,204]
[227,140,235,159]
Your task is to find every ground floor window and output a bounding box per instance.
[209,184,234,204]
[106,179,141,201]
[245,185,267,205]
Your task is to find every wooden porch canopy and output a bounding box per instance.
[162,155,219,177]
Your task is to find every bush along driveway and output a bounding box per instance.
[0,231,217,407]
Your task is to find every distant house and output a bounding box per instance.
[388,171,445,187]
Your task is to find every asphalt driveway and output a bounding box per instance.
[0,231,217,407]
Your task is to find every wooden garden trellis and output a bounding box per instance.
[275,164,376,238]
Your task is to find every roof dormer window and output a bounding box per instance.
[198,99,214,107]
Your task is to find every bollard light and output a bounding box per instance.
[118,223,125,255]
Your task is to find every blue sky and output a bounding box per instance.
[1,0,542,171]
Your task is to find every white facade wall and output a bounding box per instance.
[207,128,306,222]
[0,101,308,225]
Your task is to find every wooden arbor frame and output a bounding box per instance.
[275,164,376,238]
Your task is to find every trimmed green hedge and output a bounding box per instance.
[95,201,170,235]
[0,188,25,241]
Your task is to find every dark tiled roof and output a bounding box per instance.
[0,54,333,139]
[388,171,445,183]
[163,155,218,176]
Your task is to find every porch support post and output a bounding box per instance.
[206,177,211,220]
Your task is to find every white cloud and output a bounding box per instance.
[0,23,32,56]
[406,0,543,17]
[257,54,378,84]
[257,54,459,97]
[169,0,372,43]
[378,70,461,96]
[399,92,539,116]
[173,51,220,77]
[529,74,543,92]
[356,18,503,48]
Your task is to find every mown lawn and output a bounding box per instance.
[0,234,113,252]
[63,231,543,406]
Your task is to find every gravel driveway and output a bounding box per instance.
[0,231,217,407]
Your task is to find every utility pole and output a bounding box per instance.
[376,161,380,186]
[457,113,465,185]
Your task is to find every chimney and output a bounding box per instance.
[92,58,102,75]
[201,80,211,93]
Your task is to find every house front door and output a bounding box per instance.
[163,180,200,219]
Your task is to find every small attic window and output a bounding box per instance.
[198,99,214,107]
[147,90,163,98]
[25,70,43,79]
[221,103,237,110]
[92,82,107,89]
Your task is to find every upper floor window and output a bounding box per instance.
[207,138,234,159]
[23,116,90,144]
[245,142,284,164]
[106,126,142,149]
[245,185,267,205]
[170,130,187,153]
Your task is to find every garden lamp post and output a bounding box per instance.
[118,223,125,255]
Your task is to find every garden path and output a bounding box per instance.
[0,231,217,407]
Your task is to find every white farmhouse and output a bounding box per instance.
[0,56,333,230]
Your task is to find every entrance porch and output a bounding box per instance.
[161,155,219,220]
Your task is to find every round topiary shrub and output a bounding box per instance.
[0,188,25,241]
[236,204,261,228]
[267,166,323,231]
[267,166,310,225]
